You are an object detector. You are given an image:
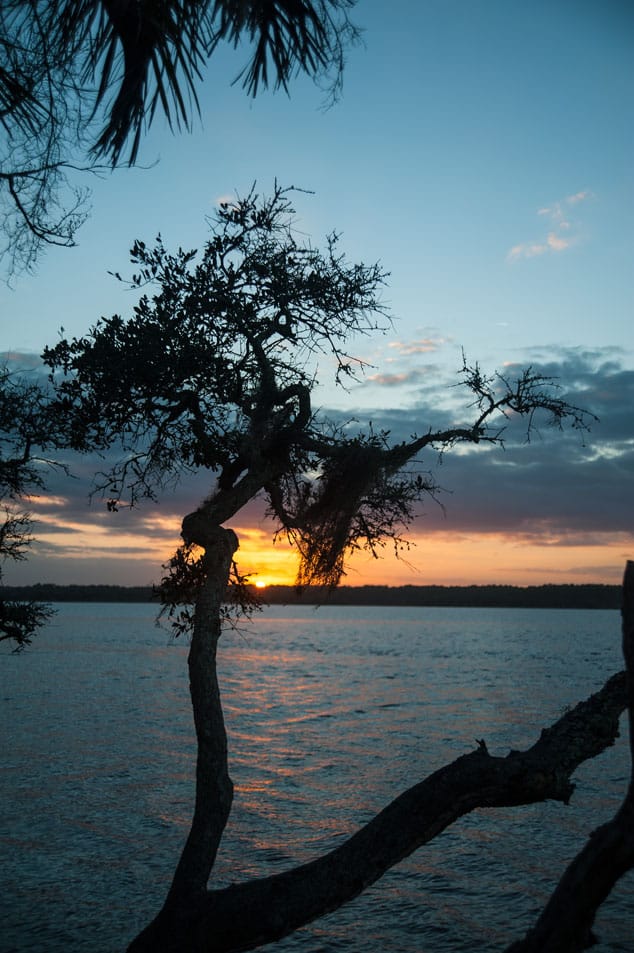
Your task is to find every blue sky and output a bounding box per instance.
[1,0,632,587]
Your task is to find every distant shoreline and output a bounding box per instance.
[1,582,621,610]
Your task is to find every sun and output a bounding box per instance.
[254,580,268,589]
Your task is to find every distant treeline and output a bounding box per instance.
[261,584,621,609]
[1,584,158,603]
[1,582,621,609]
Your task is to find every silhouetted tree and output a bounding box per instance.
[0,365,60,647]
[43,187,632,951]
[1,1,359,274]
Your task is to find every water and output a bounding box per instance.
[1,603,632,952]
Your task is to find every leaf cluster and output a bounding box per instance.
[43,187,599,603]
[156,542,262,639]
[1,1,95,273]
[43,185,389,507]
[0,365,60,498]
[1,1,359,274]
[0,596,53,650]
[271,427,437,589]
[0,365,64,646]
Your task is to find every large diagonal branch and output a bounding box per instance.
[128,667,628,953]
[506,560,634,952]
[382,360,596,473]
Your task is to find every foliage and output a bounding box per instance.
[44,186,595,620]
[0,365,63,647]
[156,542,263,638]
[24,186,631,951]
[0,1,359,274]
[0,596,53,650]
[43,184,389,501]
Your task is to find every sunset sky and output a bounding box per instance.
[1,1,632,588]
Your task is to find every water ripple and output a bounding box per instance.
[1,603,631,952]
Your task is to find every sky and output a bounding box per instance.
[1,0,632,589]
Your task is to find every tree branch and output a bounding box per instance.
[128,667,628,952]
[6,172,78,246]
[505,560,634,952]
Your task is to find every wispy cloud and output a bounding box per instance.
[507,234,570,260]
[387,337,448,357]
[565,189,592,206]
[507,190,593,262]
[366,369,428,387]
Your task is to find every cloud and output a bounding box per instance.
[567,190,592,205]
[1,350,43,369]
[332,348,634,543]
[3,347,632,586]
[351,335,450,396]
[537,190,592,220]
[507,231,572,261]
[508,190,592,262]
[546,232,570,252]
[387,337,448,356]
[365,369,428,387]
[507,240,550,260]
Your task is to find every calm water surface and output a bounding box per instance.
[1,603,632,952]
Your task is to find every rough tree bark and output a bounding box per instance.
[506,560,634,952]
[127,554,633,953]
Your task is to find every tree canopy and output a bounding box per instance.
[0,365,61,647]
[43,185,593,601]
[0,0,359,274]
[5,186,631,949]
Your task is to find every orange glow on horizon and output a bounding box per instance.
[233,527,630,588]
[231,525,299,586]
[22,501,630,588]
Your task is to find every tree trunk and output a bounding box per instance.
[128,661,628,952]
[167,524,238,907]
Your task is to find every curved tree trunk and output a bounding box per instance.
[127,563,634,953]
[165,523,238,910]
